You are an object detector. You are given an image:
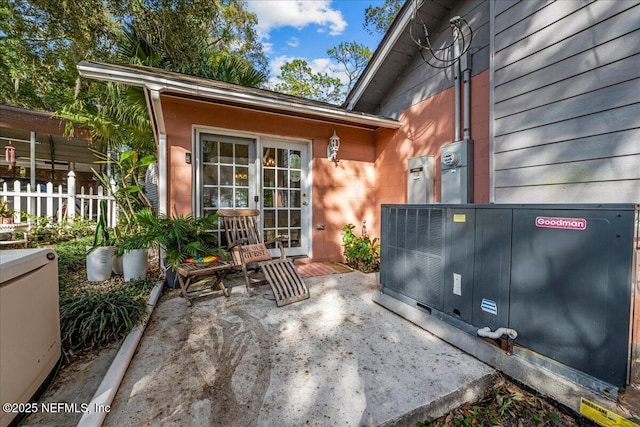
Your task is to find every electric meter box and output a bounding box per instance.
[380,203,639,394]
[440,139,473,203]
[407,155,434,204]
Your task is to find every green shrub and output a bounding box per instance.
[61,217,96,239]
[341,222,380,273]
[27,215,59,244]
[54,236,93,275]
[59,287,147,352]
[27,215,96,244]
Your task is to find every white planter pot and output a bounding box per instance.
[86,246,115,282]
[122,249,148,282]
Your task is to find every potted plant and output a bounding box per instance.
[135,210,225,288]
[86,200,115,281]
[91,148,156,279]
[0,200,14,224]
[114,209,158,282]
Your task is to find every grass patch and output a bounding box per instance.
[54,236,92,275]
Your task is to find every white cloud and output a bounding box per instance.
[309,58,333,74]
[262,41,274,55]
[309,57,348,86]
[287,37,300,48]
[247,0,347,38]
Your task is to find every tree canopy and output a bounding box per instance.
[364,0,404,36]
[274,59,343,105]
[0,0,117,111]
[0,0,268,112]
[1,0,270,159]
[1,0,399,126]
[327,42,372,94]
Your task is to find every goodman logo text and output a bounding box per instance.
[535,216,587,231]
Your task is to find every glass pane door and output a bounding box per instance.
[199,133,257,245]
[261,142,310,256]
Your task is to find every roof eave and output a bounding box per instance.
[77,61,401,130]
[343,1,415,110]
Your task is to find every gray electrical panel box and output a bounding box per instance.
[441,139,473,203]
[407,155,434,204]
[380,203,639,393]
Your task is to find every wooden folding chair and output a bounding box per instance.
[217,209,309,307]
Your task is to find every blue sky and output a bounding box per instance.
[246,1,388,86]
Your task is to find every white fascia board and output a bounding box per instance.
[345,4,415,110]
[148,90,166,135]
[77,62,401,129]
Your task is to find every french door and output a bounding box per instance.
[260,139,310,257]
[197,132,311,257]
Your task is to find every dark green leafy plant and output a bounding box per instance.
[59,287,147,351]
[91,199,114,248]
[114,208,158,256]
[134,209,225,269]
[90,147,155,235]
[341,221,380,273]
[25,215,61,243]
[61,217,96,239]
[49,236,155,354]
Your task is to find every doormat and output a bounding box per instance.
[295,262,353,278]
[323,262,353,273]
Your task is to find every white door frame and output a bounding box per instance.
[259,136,312,258]
[193,126,312,258]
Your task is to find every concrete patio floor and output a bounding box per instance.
[97,270,495,426]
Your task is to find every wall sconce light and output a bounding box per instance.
[327,130,340,167]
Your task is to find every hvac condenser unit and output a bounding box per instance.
[0,249,61,427]
[378,204,638,398]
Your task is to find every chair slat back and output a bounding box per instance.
[216,208,309,306]
[218,209,262,246]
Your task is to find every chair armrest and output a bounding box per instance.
[264,235,288,258]
[264,235,288,246]
[227,237,248,249]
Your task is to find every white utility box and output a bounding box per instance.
[0,249,61,427]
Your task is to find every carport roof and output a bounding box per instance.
[0,104,96,167]
[77,61,401,131]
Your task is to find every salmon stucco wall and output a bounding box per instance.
[160,95,378,262]
[311,128,380,262]
[375,71,490,212]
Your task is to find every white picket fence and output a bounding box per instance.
[0,171,117,227]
